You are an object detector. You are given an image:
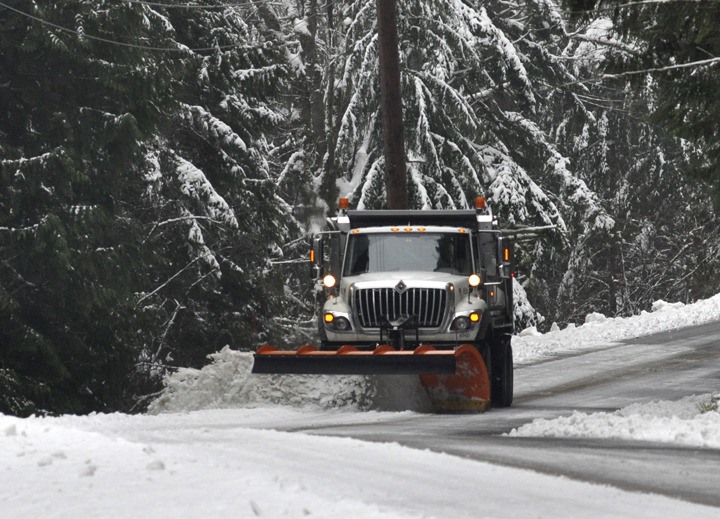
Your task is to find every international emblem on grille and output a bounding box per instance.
[395,280,407,293]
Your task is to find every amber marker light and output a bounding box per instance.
[504,247,510,262]
[404,227,413,232]
[458,229,466,233]
[418,227,426,232]
[310,249,315,263]
[470,312,480,323]
[324,313,335,323]
[322,274,337,288]
[352,229,360,234]
[391,227,400,232]
[468,274,481,287]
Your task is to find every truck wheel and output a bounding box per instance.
[491,337,513,407]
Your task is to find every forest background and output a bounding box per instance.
[1,0,719,416]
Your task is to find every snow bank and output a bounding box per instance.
[508,393,720,448]
[149,346,430,414]
[513,294,720,365]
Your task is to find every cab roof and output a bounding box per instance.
[347,210,478,229]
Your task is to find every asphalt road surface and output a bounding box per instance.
[278,321,720,507]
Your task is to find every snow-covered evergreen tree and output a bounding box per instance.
[551,4,720,321]
[0,0,180,414]
[0,1,299,414]
[135,4,300,374]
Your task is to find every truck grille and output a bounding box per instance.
[353,287,448,329]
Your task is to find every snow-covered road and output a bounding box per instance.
[4,408,718,519]
[3,296,720,517]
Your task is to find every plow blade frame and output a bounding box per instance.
[252,345,456,375]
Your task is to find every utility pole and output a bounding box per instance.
[376,0,408,209]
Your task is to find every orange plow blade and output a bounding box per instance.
[252,344,490,412]
[418,344,490,412]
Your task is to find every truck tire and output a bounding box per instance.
[491,336,513,407]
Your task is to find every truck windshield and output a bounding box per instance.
[344,232,473,276]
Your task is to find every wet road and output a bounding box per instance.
[279,321,720,507]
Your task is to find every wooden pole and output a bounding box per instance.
[376,0,408,209]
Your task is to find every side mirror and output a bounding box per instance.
[497,237,513,279]
[310,236,324,280]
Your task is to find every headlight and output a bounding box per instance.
[323,313,352,332]
[334,317,352,331]
[451,312,480,331]
[451,316,471,331]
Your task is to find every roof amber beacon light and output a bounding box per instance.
[475,196,486,209]
[338,198,349,210]
[322,274,337,288]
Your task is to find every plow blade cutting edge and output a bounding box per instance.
[252,344,490,412]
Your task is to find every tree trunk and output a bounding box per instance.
[376,0,407,209]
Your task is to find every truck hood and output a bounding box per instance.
[340,271,468,290]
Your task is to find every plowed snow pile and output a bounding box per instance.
[512,295,720,364]
[509,394,720,448]
[149,347,431,414]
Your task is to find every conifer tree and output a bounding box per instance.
[0,0,180,414]
[565,0,720,202]
[550,0,720,319]
[130,3,303,376]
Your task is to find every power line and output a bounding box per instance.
[120,0,270,9]
[0,1,252,52]
[565,0,720,15]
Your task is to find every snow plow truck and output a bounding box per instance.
[253,196,515,412]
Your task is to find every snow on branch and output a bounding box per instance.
[411,76,443,174]
[409,165,433,210]
[233,65,283,85]
[172,153,239,229]
[182,104,247,153]
[601,56,720,79]
[476,7,536,105]
[503,111,612,232]
[186,213,221,276]
[414,71,477,131]
[355,159,384,210]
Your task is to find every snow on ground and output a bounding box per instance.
[2,409,719,519]
[3,295,720,518]
[511,295,720,365]
[509,393,720,448]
